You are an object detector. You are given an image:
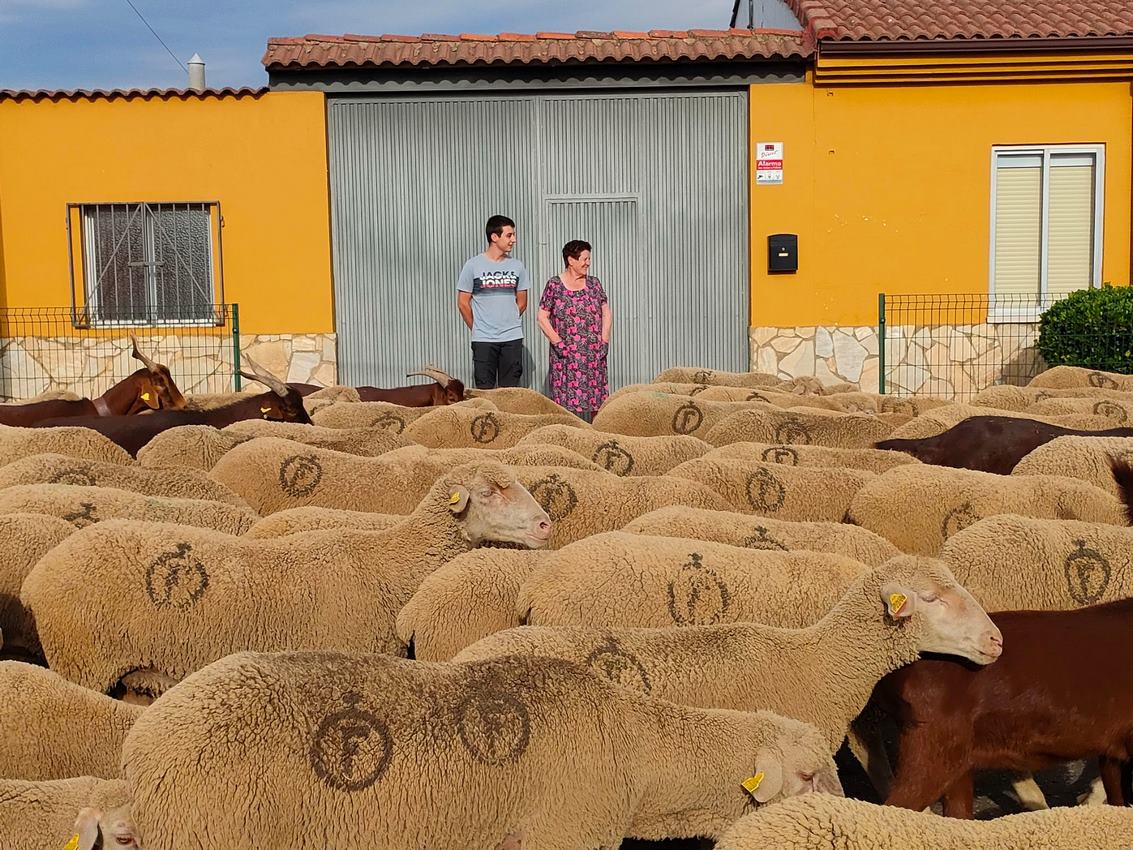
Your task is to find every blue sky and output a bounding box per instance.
[0,0,788,91]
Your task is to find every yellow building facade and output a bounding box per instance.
[748,54,1133,394]
[0,89,334,394]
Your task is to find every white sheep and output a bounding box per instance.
[1011,435,1133,498]
[457,556,1003,758]
[592,391,770,438]
[395,549,548,660]
[0,513,75,657]
[0,661,143,780]
[622,506,901,566]
[712,792,1133,850]
[1029,364,1133,391]
[404,405,587,448]
[704,407,899,449]
[22,460,552,698]
[517,424,710,476]
[702,441,919,473]
[243,506,403,538]
[0,777,133,850]
[120,650,841,848]
[0,424,134,466]
[310,397,496,433]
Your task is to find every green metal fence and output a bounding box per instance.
[0,304,240,402]
[878,293,1070,400]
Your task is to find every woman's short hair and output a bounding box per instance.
[562,239,591,267]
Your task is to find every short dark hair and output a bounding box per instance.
[485,215,516,244]
[562,239,591,267]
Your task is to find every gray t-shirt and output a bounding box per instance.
[457,254,530,343]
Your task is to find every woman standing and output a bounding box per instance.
[537,240,613,421]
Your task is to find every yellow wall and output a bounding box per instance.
[0,91,332,335]
[749,78,1133,327]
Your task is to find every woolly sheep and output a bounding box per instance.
[0,424,134,467]
[667,456,875,522]
[1011,435,1133,497]
[517,530,867,630]
[1030,394,1133,423]
[404,405,587,449]
[712,793,1133,850]
[467,386,580,417]
[310,397,495,433]
[0,453,247,506]
[622,506,902,566]
[209,439,605,516]
[654,366,782,387]
[121,650,841,848]
[395,549,548,660]
[510,466,732,548]
[593,392,774,438]
[517,424,710,476]
[883,403,1114,441]
[0,484,257,535]
[705,407,899,449]
[0,513,75,657]
[704,441,919,473]
[941,514,1133,611]
[141,420,407,471]
[458,556,1003,755]
[0,662,143,780]
[182,389,256,411]
[973,384,1133,411]
[22,460,552,696]
[243,506,403,538]
[848,464,1129,555]
[0,777,132,850]
[1029,364,1133,391]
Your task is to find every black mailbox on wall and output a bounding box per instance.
[768,234,798,273]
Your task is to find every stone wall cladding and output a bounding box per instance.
[0,333,337,400]
[749,323,1043,400]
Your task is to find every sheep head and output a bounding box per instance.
[444,461,552,549]
[742,714,843,805]
[876,556,1003,665]
[71,804,139,850]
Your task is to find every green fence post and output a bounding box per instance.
[231,304,241,391]
[877,293,886,395]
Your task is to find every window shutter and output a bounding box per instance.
[1047,158,1096,297]
[992,161,1042,299]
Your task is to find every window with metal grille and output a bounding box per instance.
[988,146,1104,321]
[69,202,224,326]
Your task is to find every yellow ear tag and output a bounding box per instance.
[140,392,151,402]
[889,593,908,615]
[62,834,79,850]
[260,406,272,415]
[741,772,765,795]
[449,491,462,505]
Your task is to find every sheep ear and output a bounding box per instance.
[881,583,915,619]
[448,486,471,514]
[496,831,523,850]
[744,754,783,803]
[71,808,102,850]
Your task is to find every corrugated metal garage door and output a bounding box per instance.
[327,90,748,392]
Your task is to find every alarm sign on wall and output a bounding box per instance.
[756,142,783,185]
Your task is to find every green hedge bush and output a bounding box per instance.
[1037,285,1133,374]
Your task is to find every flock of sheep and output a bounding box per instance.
[2,359,1133,849]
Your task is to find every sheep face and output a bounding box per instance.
[745,720,843,805]
[448,465,553,549]
[72,805,139,850]
[880,557,1003,665]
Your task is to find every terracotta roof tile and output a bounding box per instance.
[786,0,1133,42]
[0,86,268,104]
[262,29,811,71]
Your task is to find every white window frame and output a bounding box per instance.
[987,144,1105,323]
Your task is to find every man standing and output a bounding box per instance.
[457,215,530,389]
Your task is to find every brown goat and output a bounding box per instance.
[32,359,310,457]
[876,598,1133,818]
[0,336,185,426]
[876,415,1133,474]
[290,366,465,407]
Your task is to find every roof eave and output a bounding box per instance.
[819,34,1133,55]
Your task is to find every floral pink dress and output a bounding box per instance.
[539,275,609,415]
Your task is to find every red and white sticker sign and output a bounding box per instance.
[756,141,783,184]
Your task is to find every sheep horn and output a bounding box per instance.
[405,366,452,389]
[239,356,289,398]
[130,335,159,372]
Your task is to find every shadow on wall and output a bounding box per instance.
[0,193,7,311]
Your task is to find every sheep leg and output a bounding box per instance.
[1010,773,1050,811]
[885,729,969,814]
[1080,776,1108,806]
[1099,757,1127,806]
[940,773,975,819]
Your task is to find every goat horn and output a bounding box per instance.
[130,335,159,372]
[405,366,451,389]
[239,355,289,398]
